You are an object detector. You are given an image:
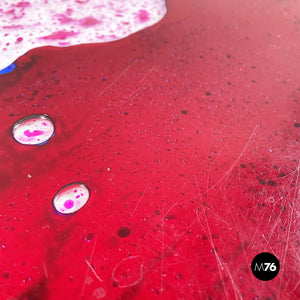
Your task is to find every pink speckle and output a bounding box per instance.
[75,0,89,3]
[76,195,80,199]
[42,122,47,126]
[6,1,30,19]
[41,30,79,40]
[137,10,150,23]
[55,14,74,25]
[23,129,43,137]
[3,25,22,29]
[16,37,23,43]
[16,1,30,8]
[58,42,71,46]
[66,8,73,15]
[64,199,74,209]
[73,189,77,193]
[79,16,100,27]
[6,9,15,15]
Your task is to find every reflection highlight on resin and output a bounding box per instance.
[11,114,55,145]
[52,183,90,214]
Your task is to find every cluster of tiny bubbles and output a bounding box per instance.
[11,114,90,214]
[11,114,55,145]
[52,183,90,215]
[0,63,16,74]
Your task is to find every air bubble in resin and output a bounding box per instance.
[11,114,55,145]
[52,183,90,214]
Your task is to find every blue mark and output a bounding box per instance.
[0,63,16,74]
[38,133,56,146]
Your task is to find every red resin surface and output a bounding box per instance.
[0,0,300,299]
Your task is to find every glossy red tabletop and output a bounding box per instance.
[0,0,299,299]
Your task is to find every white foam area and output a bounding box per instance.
[0,0,167,70]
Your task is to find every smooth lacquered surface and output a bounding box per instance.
[0,0,299,299]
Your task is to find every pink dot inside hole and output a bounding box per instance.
[64,199,74,209]
[23,129,44,137]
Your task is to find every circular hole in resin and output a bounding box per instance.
[52,183,90,215]
[11,114,55,145]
